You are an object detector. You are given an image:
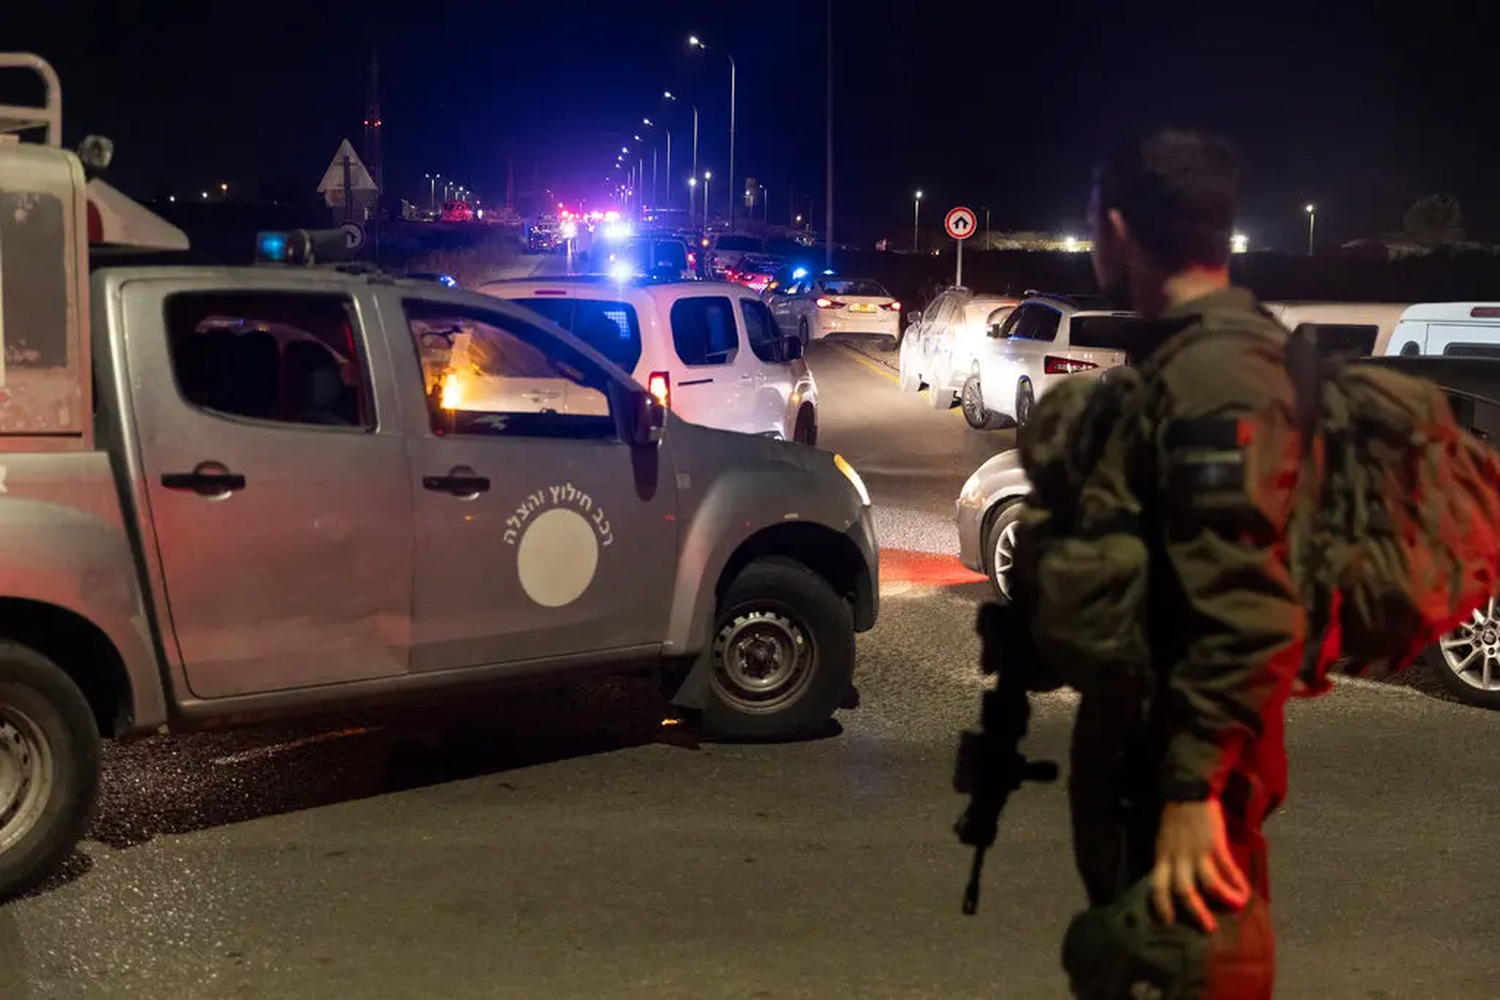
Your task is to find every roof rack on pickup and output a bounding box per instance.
[0,52,62,146]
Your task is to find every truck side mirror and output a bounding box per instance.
[906,310,923,326]
[631,388,667,446]
[782,335,804,362]
[988,323,1006,339]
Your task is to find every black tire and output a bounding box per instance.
[798,318,811,347]
[1422,609,1500,709]
[793,405,818,447]
[961,374,1008,430]
[982,500,1026,604]
[1015,379,1036,429]
[0,642,101,900]
[701,558,855,741]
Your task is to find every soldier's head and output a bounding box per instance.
[1088,129,1239,316]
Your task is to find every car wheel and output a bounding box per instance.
[927,363,955,409]
[1015,379,1036,428]
[983,500,1025,604]
[798,318,811,347]
[961,374,1008,430]
[793,404,818,446]
[0,642,101,900]
[1423,599,1500,708]
[898,348,922,392]
[701,557,855,741]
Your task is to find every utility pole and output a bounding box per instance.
[824,0,834,269]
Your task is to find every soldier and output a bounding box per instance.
[1062,129,1304,997]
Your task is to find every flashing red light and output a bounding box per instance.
[1471,307,1500,318]
[815,297,846,309]
[1043,355,1099,375]
[647,371,671,408]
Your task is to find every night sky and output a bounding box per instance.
[7,0,1490,251]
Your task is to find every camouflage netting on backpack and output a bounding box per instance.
[1015,369,1152,692]
[1293,338,1500,686]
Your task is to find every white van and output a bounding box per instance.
[1382,303,1500,358]
[1262,301,1410,357]
[479,276,820,444]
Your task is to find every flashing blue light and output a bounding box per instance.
[436,273,458,288]
[257,231,290,262]
[822,268,836,275]
[609,261,635,282]
[791,266,809,279]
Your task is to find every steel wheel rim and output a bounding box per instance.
[962,379,987,424]
[710,610,816,714]
[1438,597,1500,692]
[0,704,53,855]
[992,518,1019,601]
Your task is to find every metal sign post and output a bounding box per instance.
[945,206,976,287]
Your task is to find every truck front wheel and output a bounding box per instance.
[0,642,101,900]
[701,558,855,741]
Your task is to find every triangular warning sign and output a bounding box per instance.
[316,139,378,193]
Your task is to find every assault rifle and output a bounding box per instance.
[952,600,1059,915]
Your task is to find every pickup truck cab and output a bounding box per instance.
[0,54,879,899]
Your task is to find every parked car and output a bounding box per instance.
[952,292,1139,429]
[0,59,878,897]
[898,288,1021,412]
[1382,302,1500,358]
[482,276,820,445]
[705,233,766,278]
[599,237,696,281]
[955,352,1500,710]
[767,274,902,348]
[1263,301,1409,357]
[727,253,784,294]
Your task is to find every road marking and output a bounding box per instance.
[838,345,900,383]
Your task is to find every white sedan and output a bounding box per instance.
[768,276,901,348]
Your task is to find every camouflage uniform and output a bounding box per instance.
[1066,288,1305,997]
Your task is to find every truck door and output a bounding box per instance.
[122,283,414,699]
[395,294,679,672]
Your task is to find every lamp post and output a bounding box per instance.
[425,173,439,213]
[913,190,924,253]
[704,170,713,225]
[644,118,669,210]
[1305,203,1316,256]
[689,176,698,227]
[689,36,735,232]
[663,92,698,211]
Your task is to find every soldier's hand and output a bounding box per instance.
[1150,798,1251,933]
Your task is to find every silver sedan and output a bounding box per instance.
[954,448,1031,601]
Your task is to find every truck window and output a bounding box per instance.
[404,299,617,440]
[511,297,643,371]
[162,292,372,428]
[671,297,740,366]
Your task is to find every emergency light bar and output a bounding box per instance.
[254,228,358,266]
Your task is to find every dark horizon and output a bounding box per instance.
[7,0,1492,252]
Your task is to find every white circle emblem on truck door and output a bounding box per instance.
[516,508,600,607]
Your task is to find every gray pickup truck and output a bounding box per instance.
[0,57,879,898]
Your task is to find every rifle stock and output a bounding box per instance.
[953,600,1060,915]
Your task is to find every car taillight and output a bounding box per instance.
[881,300,902,311]
[815,297,846,309]
[648,371,671,408]
[1043,355,1099,375]
[1472,306,1500,318]
[687,251,697,266]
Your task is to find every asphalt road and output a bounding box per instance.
[3,340,1497,999]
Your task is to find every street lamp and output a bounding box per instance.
[688,176,699,228]
[689,35,736,232]
[425,173,440,213]
[913,190,924,253]
[1305,203,1316,256]
[644,117,672,211]
[704,170,713,225]
[663,92,699,216]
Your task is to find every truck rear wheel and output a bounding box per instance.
[701,558,854,741]
[0,642,101,900]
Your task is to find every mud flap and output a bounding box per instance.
[666,654,711,710]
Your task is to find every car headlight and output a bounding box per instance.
[833,453,871,507]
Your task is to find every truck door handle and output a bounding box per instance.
[423,473,491,495]
[161,470,247,495]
